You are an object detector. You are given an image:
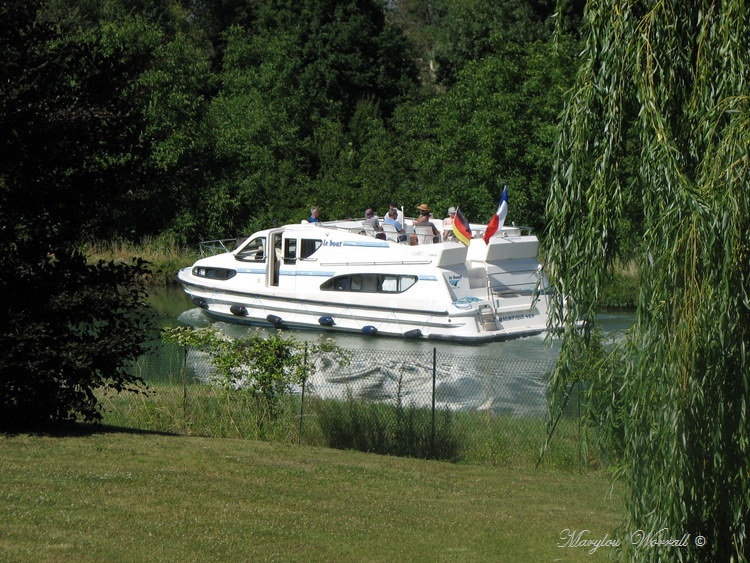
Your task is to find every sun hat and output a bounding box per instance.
[416,203,430,212]
[448,206,456,214]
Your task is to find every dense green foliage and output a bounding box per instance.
[1,1,157,427]
[2,0,583,244]
[0,250,154,426]
[546,1,750,560]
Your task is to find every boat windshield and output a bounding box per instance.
[235,237,266,261]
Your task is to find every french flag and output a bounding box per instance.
[483,187,508,244]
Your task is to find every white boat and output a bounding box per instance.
[176,218,553,342]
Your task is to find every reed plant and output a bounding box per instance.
[83,233,199,285]
[310,394,460,461]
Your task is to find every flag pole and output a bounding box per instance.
[484,254,497,320]
[484,259,491,302]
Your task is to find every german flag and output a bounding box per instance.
[452,208,472,245]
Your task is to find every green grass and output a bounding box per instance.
[0,429,623,562]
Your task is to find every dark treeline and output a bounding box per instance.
[2,0,589,245]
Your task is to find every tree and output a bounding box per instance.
[429,0,583,86]
[196,0,419,235]
[0,1,155,427]
[0,250,154,427]
[545,1,750,560]
[393,35,578,226]
[31,0,219,242]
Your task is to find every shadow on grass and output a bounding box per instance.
[1,422,179,438]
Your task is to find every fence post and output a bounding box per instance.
[299,343,308,445]
[181,344,188,424]
[431,347,436,457]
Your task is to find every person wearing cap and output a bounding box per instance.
[442,206,456,241]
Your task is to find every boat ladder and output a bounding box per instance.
[478,305,498,332]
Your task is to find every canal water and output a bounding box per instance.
[146,285,634,415]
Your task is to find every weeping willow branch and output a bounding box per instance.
[547,1,750,560]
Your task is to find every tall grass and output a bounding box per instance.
[311,395,460,460]
[83,234,199,285]
[100,382,303,442]
[599,259,639,310]
[99,375,593,470]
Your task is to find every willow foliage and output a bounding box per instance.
[546,1,749,560]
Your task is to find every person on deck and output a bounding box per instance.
[411,203,440,244]
[387,201,404,226]
[363,208,385,239]
[384,208,407,242]
[442,207,456,241]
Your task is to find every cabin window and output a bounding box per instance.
[235,237,266,262]
[300,239,322,259]
[284,239,297,264]
[192,267,236,280]
[321,274,417,294]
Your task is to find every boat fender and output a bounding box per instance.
[403,329,422,339]
[361,325,378,336]
[318,316,335,326]
[230,305,248,317]
[266,314,283,327]
[192,297,209,309]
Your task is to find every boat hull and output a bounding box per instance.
[177,221,552,342]
[179,279,549,343]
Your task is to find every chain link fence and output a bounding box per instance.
[100,342,587,468]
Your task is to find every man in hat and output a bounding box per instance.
[412,203,440,244]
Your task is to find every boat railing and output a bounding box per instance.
[508,225,535,236]
[198,238,241,256]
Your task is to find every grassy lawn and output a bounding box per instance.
[1,428,623,562]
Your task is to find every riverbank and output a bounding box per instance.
[84,237,199,286]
